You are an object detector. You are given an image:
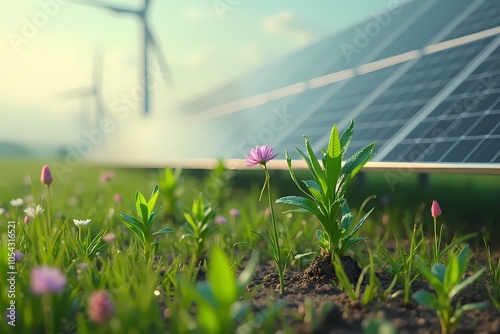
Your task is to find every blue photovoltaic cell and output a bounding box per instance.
[182,0,500,164]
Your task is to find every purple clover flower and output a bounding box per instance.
[215,216,228,225]
[30,266,67,295]
[245,144,278,167]
[229,208,240,217]
[88,290,115,323]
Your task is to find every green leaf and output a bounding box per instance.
[121,220,145,243]
[337,143,376,197]
[431,263,446,284]
[325,124,342,199]
[152,227,173,236]
[208,248,237,306]
[237,250,259,290]
[139,202,149,226]
[304,137,327,195]
[147,183,159,213]
[296,147,324,196]
[412,290,438,308]
[294,252,319,260]
[285,150,312,200]
[415,257,447,296]
[135,191,147,215]
[341,237,366,254]
[456,244,470,277]
[452,301,488,325]
[276,196,323,218]
[339,119,355,159]
[340,202,353,231]
[445,254,460,287]
[349,207,374,236]
[302,180,323,202]
[449,267,485,300]
[120,213,143,227]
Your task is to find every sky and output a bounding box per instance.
[0,0,394,158]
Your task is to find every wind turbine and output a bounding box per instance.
[74,0,174,115]
[60,48,106,129]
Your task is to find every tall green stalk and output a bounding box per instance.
[264,166,285,294]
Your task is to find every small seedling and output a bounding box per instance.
[180,248,258,334]
[120,184,173,260]
[412,244,487,334]
[181,195,216,265]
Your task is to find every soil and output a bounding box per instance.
[246,252,500,334]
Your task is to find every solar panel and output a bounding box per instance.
[179,0,500,168]
[381,38,500,163]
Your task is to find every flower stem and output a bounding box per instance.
[264,166,285,294]
[433,216,438,264]
[46,185,52,237]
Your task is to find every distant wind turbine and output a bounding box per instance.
[74,0,174,115]
[60,48,106,129]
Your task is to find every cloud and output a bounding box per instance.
[263,10,315,45]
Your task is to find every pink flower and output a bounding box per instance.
[245,144,278,167]
[102,233,116,243]
[229,208,240,217]
[215,216,227,225]
[99,171,115,183]
[24,216,30,224]
[431,200,442,218]
[30,266,67,295]
[113,193,122,203]
[88,290,115,323]
[40,165,53,186]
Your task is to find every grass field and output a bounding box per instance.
[1,158,499,333]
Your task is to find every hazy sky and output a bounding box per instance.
[0,0,393,150]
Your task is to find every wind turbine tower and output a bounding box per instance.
[76,0,173,115]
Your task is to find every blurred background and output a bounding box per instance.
[1,0,499,235]
[1,0,397,161]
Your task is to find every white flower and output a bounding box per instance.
[73,219,91,227]
[0,208,6,215]
[24,205,44,218]
[9,198,24,207]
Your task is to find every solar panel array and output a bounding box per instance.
[181,0,500,164]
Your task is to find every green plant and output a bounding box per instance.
[159,168,183,220]
[301,298,333,332]
[332,249,380,305]
[120,184,173,260]
[277,120,376,258]
[362,317,397,334]
[182,195,217,265]
[179,248,258,334]
[484,237,500,311]
[380,223,422,304]
[412,244,487,334]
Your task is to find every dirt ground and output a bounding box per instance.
[247,252,500,334]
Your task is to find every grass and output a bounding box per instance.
[1,159,499,333]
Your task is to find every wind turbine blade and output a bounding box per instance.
[145,25,174,89]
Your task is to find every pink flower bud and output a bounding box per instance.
[24,216,30,224]
[431,200,442,218]
[113,194,122,203]
[88,290,115,323]
[40,165,53,186]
